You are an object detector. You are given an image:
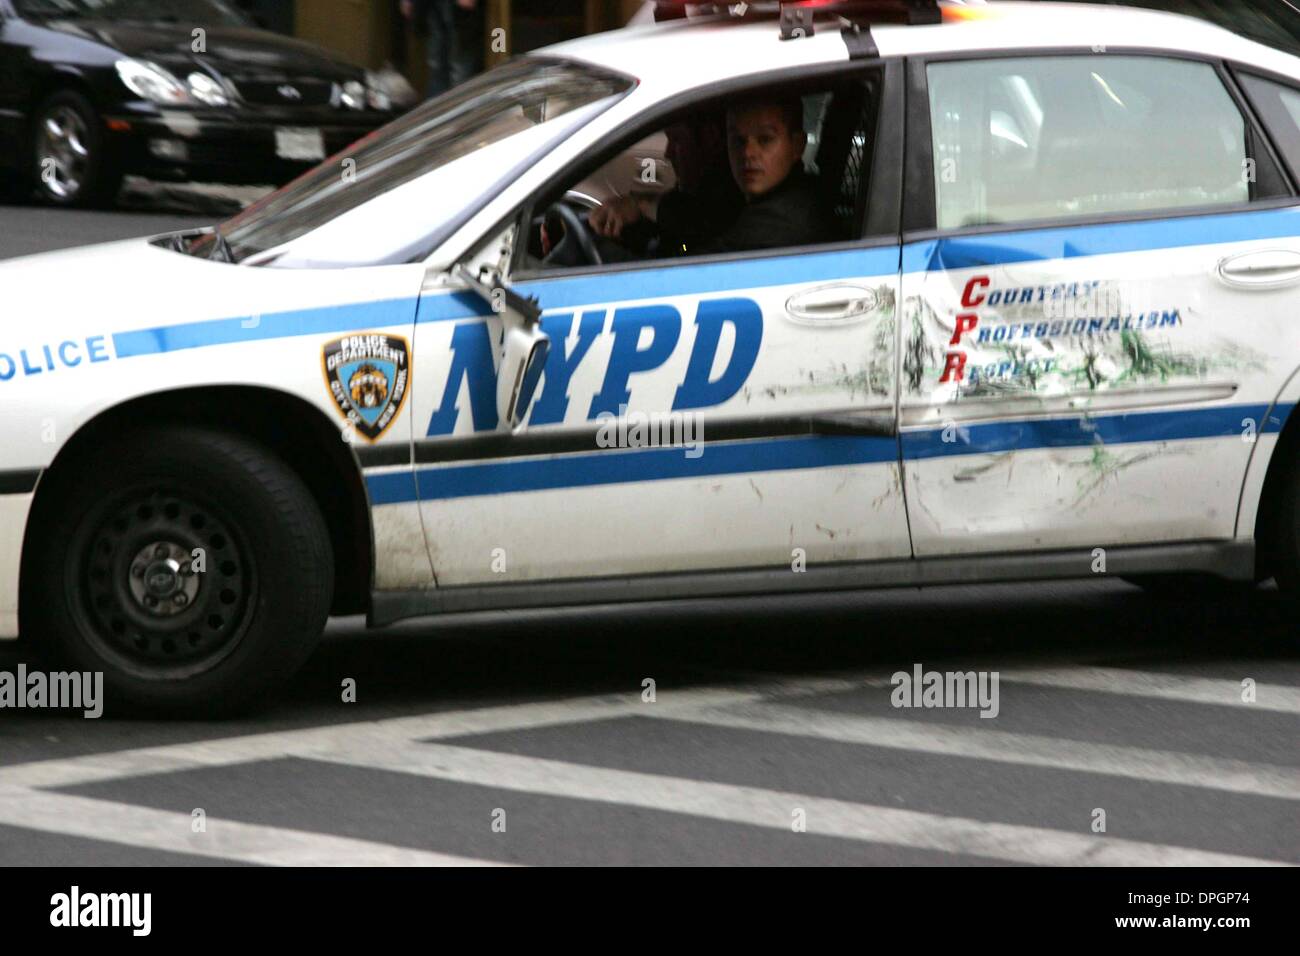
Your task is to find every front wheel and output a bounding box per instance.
[22,426,333,715]
[30,90,122,207]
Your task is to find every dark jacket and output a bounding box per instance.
[612,168,744,260]
[654,169,745,255]
[700,167,833,254]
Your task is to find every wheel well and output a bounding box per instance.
[27,72,101,123]
[1252,402,1300,581]
[25,387,373,617]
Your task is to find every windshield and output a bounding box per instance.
[206,58,632,266]
[14,0,249,25]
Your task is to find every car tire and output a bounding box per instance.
[30,90,123,208]
[22,426,334,716]
[1267,450,1300,600]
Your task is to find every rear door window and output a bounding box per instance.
[927,55,1252,230]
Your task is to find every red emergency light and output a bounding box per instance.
[652,0,942,36]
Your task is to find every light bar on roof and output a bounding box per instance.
[651,0,941,31]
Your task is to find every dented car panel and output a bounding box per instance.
[900,209,1300,554]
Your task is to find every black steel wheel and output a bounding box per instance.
[69,486,256,681]
[23,425,333,715]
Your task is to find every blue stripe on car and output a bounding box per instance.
[902,206,1300,273]
[365,403,1294,504]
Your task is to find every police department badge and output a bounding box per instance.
[322,334,410,442]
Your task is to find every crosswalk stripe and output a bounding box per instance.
[0,676,860,789]
[310,741,1288,866]
[659,702,1300,799]
[998,666,1300,713]
[0,785,500,866]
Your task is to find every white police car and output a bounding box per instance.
[4,0,1300,713]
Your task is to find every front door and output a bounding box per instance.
[408,62,912,587]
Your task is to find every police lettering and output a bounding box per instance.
[0,336,109,382]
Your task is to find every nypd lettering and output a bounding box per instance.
[426,298,763,436]
[322,333,410,442]
[0,336,110,382]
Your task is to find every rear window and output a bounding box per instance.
[928,55,1250,229]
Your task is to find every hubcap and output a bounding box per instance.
[37,106,90,200]
[127,541,201,617]
[72,489,254,676]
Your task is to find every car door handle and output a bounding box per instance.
[808,412,897,437]
[785,283,879,324]
[1217,249,1300,288]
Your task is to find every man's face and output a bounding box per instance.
[726,104,805,198]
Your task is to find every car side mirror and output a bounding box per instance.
[454,264,550,432]
[498,325,550,431]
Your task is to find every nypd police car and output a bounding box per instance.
[4,0,1300,713]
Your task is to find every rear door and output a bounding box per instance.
[898,51,1300,556]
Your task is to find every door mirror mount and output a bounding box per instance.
[453,264,550,432]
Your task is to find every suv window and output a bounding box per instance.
[927,55,1250,230]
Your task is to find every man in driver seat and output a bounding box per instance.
[589,94,830,258]
[702,95,833,253]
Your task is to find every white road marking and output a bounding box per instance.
[0,679,857,789]
[0,785,500,866]
[663,702,1300,800]
[310,741,1287,867]
[998,666,1300,713]
[1,667,1295,866]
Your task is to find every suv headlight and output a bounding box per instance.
[186,71,230,107]
[116,59,232,108]
[116,58,190,105]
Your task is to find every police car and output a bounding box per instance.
[4,0,1300,713]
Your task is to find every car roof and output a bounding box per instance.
[543,2,1300,96]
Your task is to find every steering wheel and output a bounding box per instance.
[542,199,603,267]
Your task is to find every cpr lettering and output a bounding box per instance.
[0,336,110,382]
[940,276,988,384]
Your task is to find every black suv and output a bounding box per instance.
[0,0,416,206]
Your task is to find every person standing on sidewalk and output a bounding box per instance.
[400,0,485,99]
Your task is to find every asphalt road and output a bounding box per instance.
[0,202,1297,867]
